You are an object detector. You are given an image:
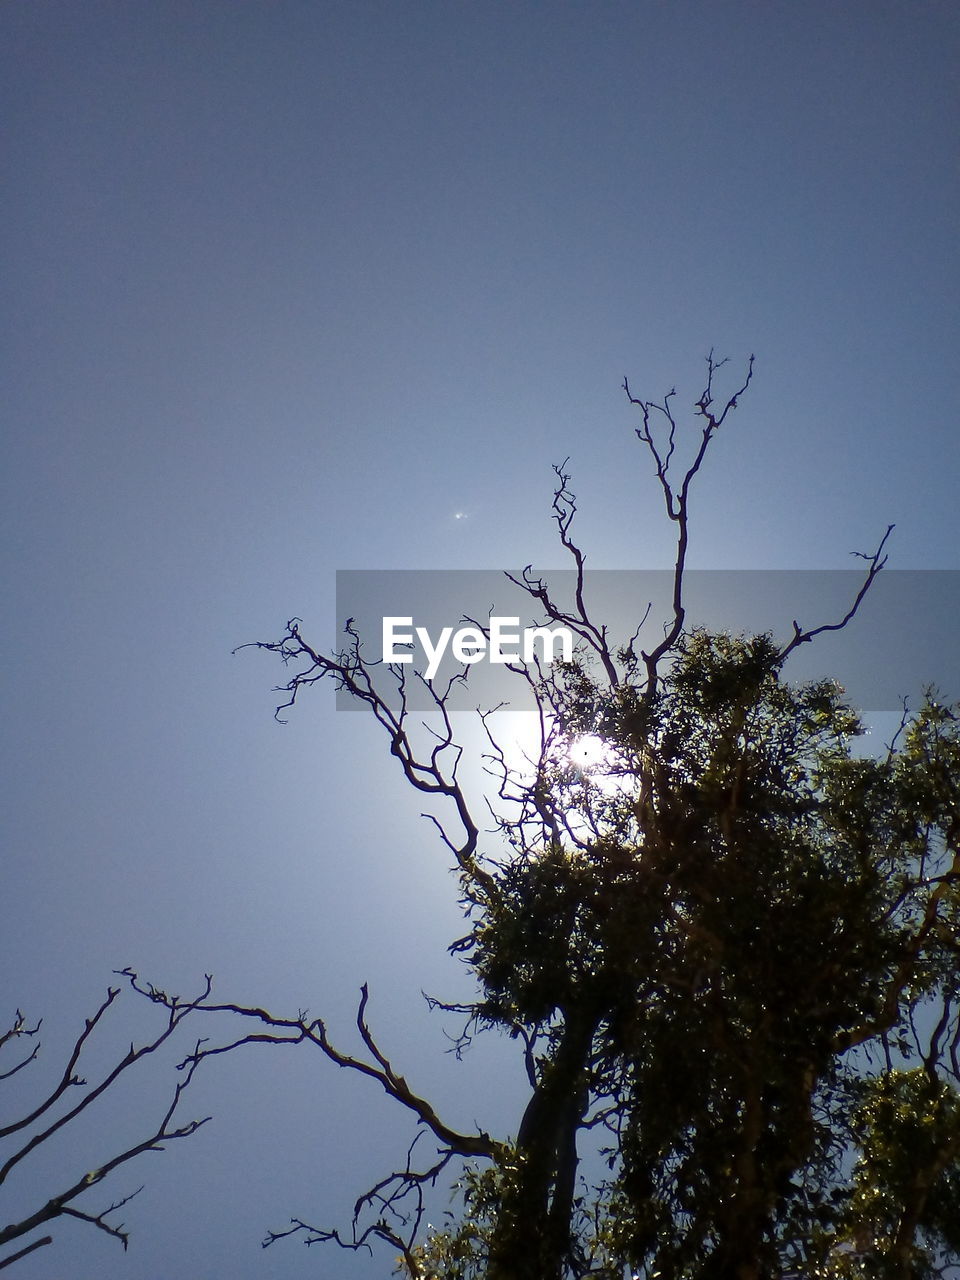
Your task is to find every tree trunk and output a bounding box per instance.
[486,1006,597,1280]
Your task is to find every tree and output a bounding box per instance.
[0,970,229,1269]
[233,354,960,1280]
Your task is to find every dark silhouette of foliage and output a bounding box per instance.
[236,355,960,1280]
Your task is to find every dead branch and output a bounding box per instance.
[0,972,219,1267]
[504,462,621,688]
[262,1134,458,1273]
[779,523,895,660]
[0,1016,40,1085]
[183,985,500,1162]
[234,619,497,905]
[0,1236,52,1271]
[624,349,754,690]
[171,987,501,1269]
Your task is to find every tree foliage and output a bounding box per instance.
[240,355,960,1280]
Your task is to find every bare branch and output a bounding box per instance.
[261,1133,464,1273]
[780,523,895,660]
[235,619,498,904]
[0,972,227,1265]
[0,1236,52,1271]
[0,1014,41,1084]
[502,464,621,688]
[625,350,755,691]
[185,988,500,1163]
[0,991,120,1141]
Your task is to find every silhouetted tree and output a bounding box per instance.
[235,355,960,1280]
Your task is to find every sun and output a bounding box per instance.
[566,733,612,772]
[563,732,632,801]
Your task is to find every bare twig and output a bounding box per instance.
[234,619,497,904]
[624,350,755,691]
[779,524,895,660]
[0,973,221,1267]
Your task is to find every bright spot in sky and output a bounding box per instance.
[566,733,611,771]
[453,510,468,520]
[564,732,630,801]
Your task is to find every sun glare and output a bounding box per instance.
[566,733,611,772]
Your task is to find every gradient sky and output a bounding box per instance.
[2,3,958,1277]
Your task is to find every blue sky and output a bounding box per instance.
[2,3,958,1276]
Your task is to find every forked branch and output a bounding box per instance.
[234,620,497,903]
[0,972,218,1267]
[625,350,755,688]
[780,524,895,660]
[178,986,502,1271]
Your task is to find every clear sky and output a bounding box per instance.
[2,3,958,1276]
